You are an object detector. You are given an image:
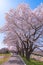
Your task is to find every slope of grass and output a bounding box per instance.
[22,56,43,65]
[0,53,11,64]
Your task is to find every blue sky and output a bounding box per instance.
[0,0,43,49]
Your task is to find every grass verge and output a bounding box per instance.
[22,56,43,65]
[0,53,11,64]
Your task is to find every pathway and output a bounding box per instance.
[1,53,26,65]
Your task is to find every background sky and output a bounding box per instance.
[0,0,43,49]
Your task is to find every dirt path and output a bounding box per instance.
[1,53,26,65]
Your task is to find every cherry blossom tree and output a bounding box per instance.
[0,3,43,60]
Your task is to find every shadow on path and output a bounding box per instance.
[9,59,24,64]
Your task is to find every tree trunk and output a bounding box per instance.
[21,48,24,57]
[26,51,28,60]
[19,50,21,55]
[26,49,29,60]
[26,49,33,60]
[21,43,24,57]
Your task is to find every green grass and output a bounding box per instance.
[22,56,43,65]
[0,53,11,64]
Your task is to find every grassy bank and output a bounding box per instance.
[0,53,11,64]
[22,56,43,65]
